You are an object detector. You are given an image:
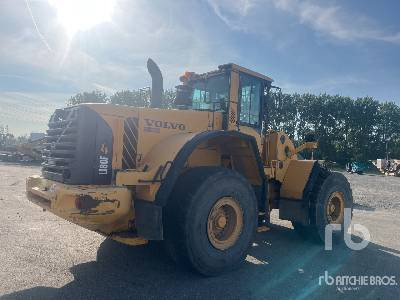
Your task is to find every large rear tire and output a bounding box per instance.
[164,167,258,276]
[293,172,353,243]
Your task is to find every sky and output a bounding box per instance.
[0,0,400,136]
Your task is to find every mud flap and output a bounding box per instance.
[278,162,326,226]
[279,198,310,225]
[135,199,163,240]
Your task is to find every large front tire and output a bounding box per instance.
[164,167,258,276]
[293,172,353,243]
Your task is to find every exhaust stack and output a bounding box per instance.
[147,58,163,108]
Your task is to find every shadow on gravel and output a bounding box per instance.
[345,172,383,177]
[3,224,399,300]
[353,203,376,211]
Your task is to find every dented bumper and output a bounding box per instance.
[26,175,134,235]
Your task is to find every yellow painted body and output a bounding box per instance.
[27,175,133,233]
[26,64,318,246]
[280,160,315,200]
[84,104,223,170]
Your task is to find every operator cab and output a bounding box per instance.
[175,63,274,131]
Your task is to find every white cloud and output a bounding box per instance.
[272,0,400,43]
[0,0,233,93]
[206,0,257,31]
[0,92,68,135]
[92,83,117,94]
[278,75,372,96]
[0,0,238,135]
[208,0,400,44]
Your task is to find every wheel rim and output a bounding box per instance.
[207,197,243,250]
[326,192,345,224]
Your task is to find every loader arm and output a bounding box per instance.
[291,142,318,158]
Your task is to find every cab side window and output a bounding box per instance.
[239,73,261,127]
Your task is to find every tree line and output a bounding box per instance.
[0,125,28,148]
[67,89,175,108]
[267,93,400,164]
[67,89,400,164]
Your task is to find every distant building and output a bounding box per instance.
[30,132,45,141]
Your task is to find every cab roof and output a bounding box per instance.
[181,63,274,84]
[218,63,274,83]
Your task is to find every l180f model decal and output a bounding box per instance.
[144,118,186,133]
[98,143,110,175]
[99,156,109,175]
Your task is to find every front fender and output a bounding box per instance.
[155,130,265,206]
[128,130,265,240]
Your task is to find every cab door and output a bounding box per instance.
[236,72,264,152]
[228,70,240,131]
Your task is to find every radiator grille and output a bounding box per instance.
[122,117,138,169]
[42,107,78,181]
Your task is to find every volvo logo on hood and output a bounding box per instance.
[144,118,186,133]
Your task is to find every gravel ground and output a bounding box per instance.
[343,172,400,210]
[0,163,399,299]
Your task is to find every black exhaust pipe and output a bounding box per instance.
[147,58,163,108]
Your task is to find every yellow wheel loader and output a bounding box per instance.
[26,59,353,276]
